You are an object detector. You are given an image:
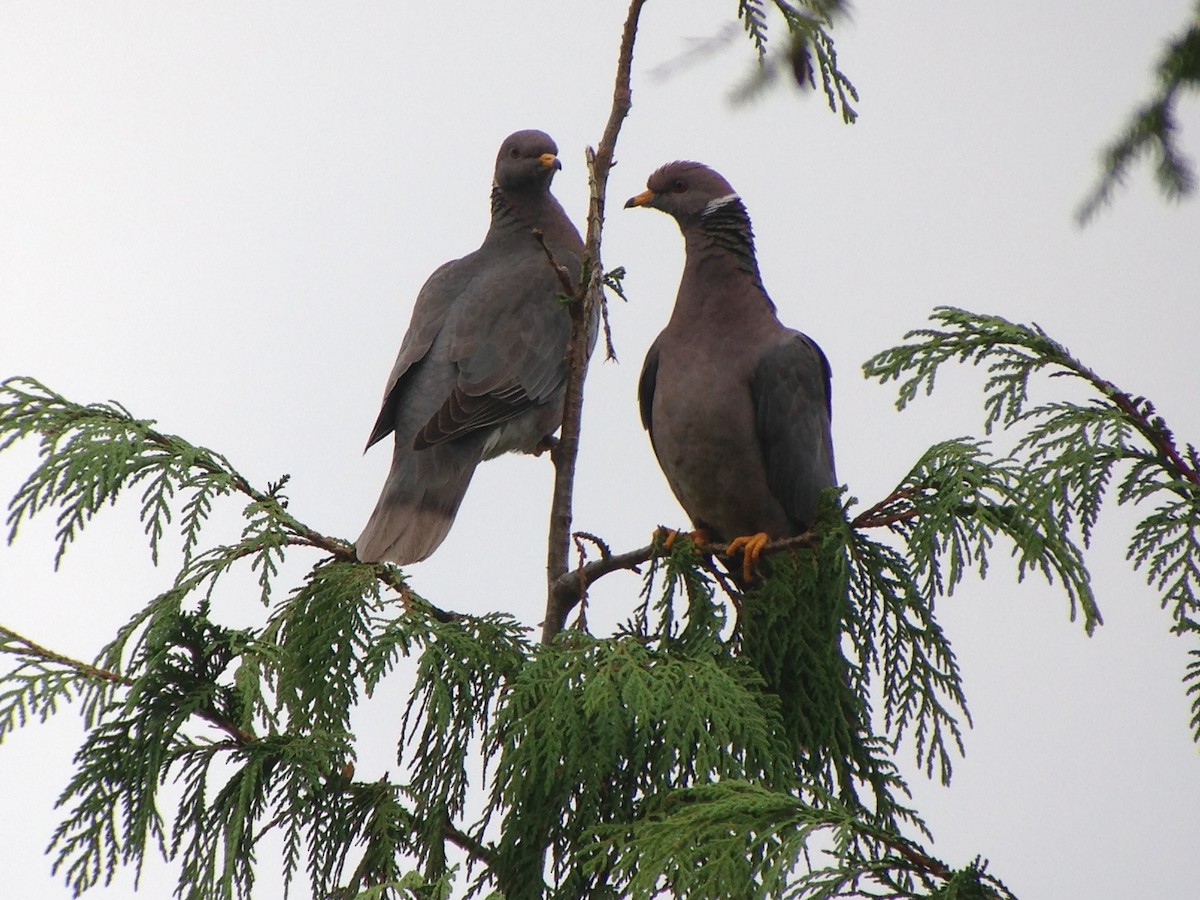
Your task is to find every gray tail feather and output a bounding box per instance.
[355,444,481,565]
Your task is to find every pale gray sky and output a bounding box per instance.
[2,2,1198,897]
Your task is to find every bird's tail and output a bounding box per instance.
[355,439,483,565]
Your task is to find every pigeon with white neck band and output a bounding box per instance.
[627,160,836,581]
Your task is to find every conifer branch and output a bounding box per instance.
[1,625,261,750]
[545,488,978,637]
[730,1,858,121]
[1,624,130,687]
[6,6,1197,898]
[1077,2,1200,222]
[442,819,496,868]
[851,486,926,529]
[1055,356,1200,491]
[866,305,1200,740]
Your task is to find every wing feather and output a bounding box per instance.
[364,258,463,449]
[638,336,662,436]
[750,332,836,530]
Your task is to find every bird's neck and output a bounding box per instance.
[675,195,776,318]
[487,185,578,249]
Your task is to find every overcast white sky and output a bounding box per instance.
[2,2,1199,897]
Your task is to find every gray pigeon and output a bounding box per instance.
[357,130,584,565]
[626,161,836,581]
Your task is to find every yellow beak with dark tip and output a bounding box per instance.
[625,188,655,208]
[539,152,562,171]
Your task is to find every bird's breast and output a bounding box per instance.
[649,341,788,540]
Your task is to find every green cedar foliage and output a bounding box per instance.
[1078,1,1200,221]
[865,307,1200,737]
[7,316,1184,900]
[2,5,1197,897]
[735,1,859,121]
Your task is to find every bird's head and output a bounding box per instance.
[494,129,562,193]
[625,161,740,223]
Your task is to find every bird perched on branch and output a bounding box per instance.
[357,130,585,565]
[626,161,836,581]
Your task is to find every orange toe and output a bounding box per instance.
[656,527,712,552]
[726,532,769,582]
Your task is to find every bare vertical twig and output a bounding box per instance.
[543,0,648,643]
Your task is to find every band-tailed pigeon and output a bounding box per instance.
[626,161,836,581]
[357,130,584,565]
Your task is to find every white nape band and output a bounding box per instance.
[702,193,740,215]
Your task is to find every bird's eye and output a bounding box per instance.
[672,179,688,193]
[509,147,521,159]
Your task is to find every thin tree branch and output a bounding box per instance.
[0,624,131,686]
[1089,373,1200,490]
[546,529,827,632]
[157,427,465,621]
[194,711,258,746]
[852,507,923,529]
[851,486,925,529]
[549,542,657,622]
[0,623,259,744]
[334,791,499,896]
[532,228,580,297]
[368,563,460,624]
[545,486,948,634]
[543,0,647,643]
[443,818,496,868]
[877,833,953,882]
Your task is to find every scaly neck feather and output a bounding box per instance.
[688,193,772,306]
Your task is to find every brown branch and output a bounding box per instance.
[545,528,827,635]
[850,486,927,530]
[544,486,953,634]
[283,523,357,561]
[877,832,954,882]
[1030,342,1200,490]
[543,0,647,644]
[0,623,259,745]
[1096,378,1200,489]
[192,451,465,624]
[548,542,656,634]
[853,508,922,529]
[532,228,579,297]
[597,271,620,362]
[1,624,131,687]
[153,423,462,621]
[334,784,499,895]
[194,710,258,746]
[443,817,497,868]
[140,428,363,565]
[363,562,461,624]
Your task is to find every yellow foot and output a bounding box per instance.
[655,526,711,552]
[726,532,770,582]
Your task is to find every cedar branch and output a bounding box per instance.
[544,484,947,636]
[0,623,258,745]
[0,624,130,687]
